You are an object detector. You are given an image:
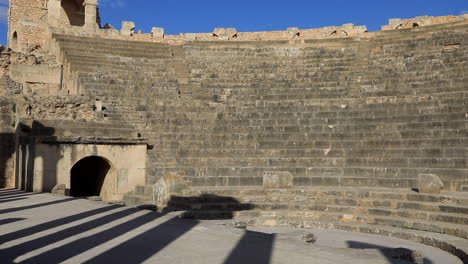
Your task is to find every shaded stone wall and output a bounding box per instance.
[0,96,15,188]
[0,46,17,188]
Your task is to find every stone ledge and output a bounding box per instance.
[36,136,148,145]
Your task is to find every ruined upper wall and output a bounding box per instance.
[382,15,462,30]
[7,0,468,50]
[49,14,468,46]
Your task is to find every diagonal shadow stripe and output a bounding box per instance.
[82,216,199,264]
[0,193,40,200]
[22,212,176,264]
[0,190,25,197]
[0,207,141,263]
[0,204,122,244]
[223,230,276,264]
[0,198,77,215]
[0,189,17,192]
[0,218,26,226]
[0,198,27,204]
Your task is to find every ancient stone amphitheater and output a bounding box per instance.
[1,0,467,262]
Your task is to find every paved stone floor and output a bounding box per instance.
[0,189,461,264]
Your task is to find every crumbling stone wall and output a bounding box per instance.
[0,96,15,188]
[382,15,461,30]
[8,0,48,51]
[47,14,467,46]
[0,46,17,188]
[0,44,99,188]
[8,0,100,51]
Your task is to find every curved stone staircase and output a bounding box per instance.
[168,186,468,263]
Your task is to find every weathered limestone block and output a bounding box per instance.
[213,28,237,40]
[121,21,136,36]
[153,174,188,208]
[226,28,237,38]
[418,174,444,194]
[152,27,165,38]
[183,33,198,40]
[10,64,62,85]
[83,0,99,29]
[51,184,68,196]
[263,171,293,189]
[287,27,300,38]
[213,28,226,37]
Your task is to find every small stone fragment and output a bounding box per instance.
[301,232,317,244]
[51,184,67,196]
[233,221,248,229]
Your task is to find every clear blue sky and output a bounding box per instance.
[0,0,467,45]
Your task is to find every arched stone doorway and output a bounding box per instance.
[70,156,111,198]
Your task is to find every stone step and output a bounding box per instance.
[64,48,172,60]
[138,100,468,115]
[122,193,154,209]
[177,208,468,239]
[170,193,468,213]
[462,186,468,192]
[53,34,172,50]
[66,55,172,68]
[182,187,468,205]
[133,184,154,196]
[236,218,468,263]
[169,199,468,223]
[58,40,171,53]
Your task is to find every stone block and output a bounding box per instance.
[51,184,68,196]
[388,18,403,27]
[341,23,355,30]
[10,64,62,85]
[287,27,300,38]
[213,28,226,37]
[226,28,237,38]
[152,27,165,38]
[153,174,188,208]
[184,33,198,40]
[121,21,136,36]
[263,171,293,189]
[418,174,444,194]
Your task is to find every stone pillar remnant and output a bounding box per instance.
[47,0,62,27]
[83,0,99,29]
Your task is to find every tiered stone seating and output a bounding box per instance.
[52,34,177,129]
[170,186,468,262]
[157,20,468,192]
[52,20,468,261]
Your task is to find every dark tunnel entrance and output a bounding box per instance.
[70,156,110,197]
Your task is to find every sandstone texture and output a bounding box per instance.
[418,174,445,194]
[1,2,468,262]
